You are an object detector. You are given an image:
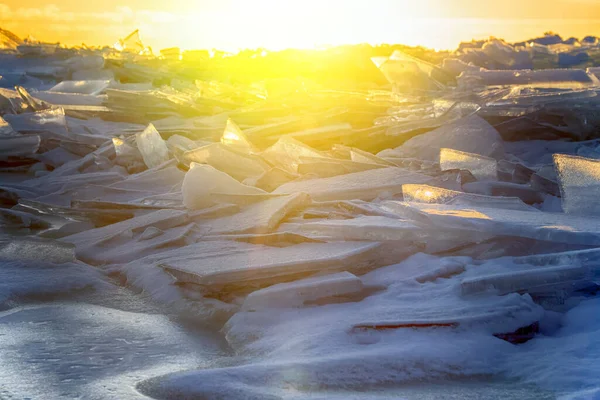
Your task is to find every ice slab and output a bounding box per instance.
[136,124,169,169]
[109,163,185,193]
[0,237,74,263]
[0,116,16,136]
[220,118,254,153]
[242,272,364,310]
[391,201,600,245]
[461,264,590,296]
[61,209,188,250]
[252,167,297,192]
[183,143,268,181]
[402,184,535,211]
[161,241,394,292]
[182,163,265,210]
[261,136,327,174]
[440,148,497,181]
[35,147,80,168]
[379,115,504,162]
[0,135,40,159]
[458,69,597,88]
[553,154,600,216]
[196,193,309,235]
[273,167,433,201]
[462,181,545,204]
[48,80,110,95]
[76,223,194,265]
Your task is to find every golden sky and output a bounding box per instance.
[2,0,600,50]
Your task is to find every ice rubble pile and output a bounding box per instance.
[1,31,600,397]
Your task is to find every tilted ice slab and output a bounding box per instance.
[402,184,535,211]
[183,143,269,181]
[0,135,40,159]
[458,68,598,88]
[75,223,194,265]
[554,153,600,216]
[47,80,110,95]
[61,209,188,252]
[378,115,505,162]
[383,201,600,246]
[461,264,590,296]
[261,136,327,174]
[195,193,309,235]
[440,148,497,181]
[136,123,169,169]
[273,167,433,201]
[157,241,410,293]
[241,272,364,310]
[182,163,265,210]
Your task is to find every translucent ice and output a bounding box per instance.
[461,264,589,296]
[196,193,310,235]
[47,80,110,96]
[393,201,600,246]
[241,272,364,310]
[183,143,268,181]
[402,184,535,211]
[554,154,600,216]
[160,241,385,292]
[136,124,170,169]
[273,167,433,201]
[0,135,40,159]
[379,115,505,162]
[182,163,265,210]
[458,69,597,88]
[261,136,326,174]
[440,148,497,181]
[220,119,254,153]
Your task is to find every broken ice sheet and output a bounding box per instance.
[402,184,535,211]
[136,124,169,169]
[75,223,194,265]
[388,201,600,246]
[183,143,268,181]
[458,68,598,89]
[273,167,434,201]
[182,163,265,210]
[378,115,505,162]
[460,264,590,297]
[261,136,327,174]
[160,241,402,293]
[0,135,40,159]
[220,118,254,153]
[241,272,364,311]
[554,153,600,216]
[194,192,309,235]
[0,116,16,136]
[47,80,110,96]
[440,148,498,181]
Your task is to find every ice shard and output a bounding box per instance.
[136,124,170,169]
[379,115,505,162]
[554,154,600,216]
[241,272,364,310]
[183,143,268,181]
[273,167,434,201]
[182,163,265,210]
[440,148,497,181]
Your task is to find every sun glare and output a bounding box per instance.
[180,0,439,51]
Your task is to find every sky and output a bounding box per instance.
[2,0,600,51]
